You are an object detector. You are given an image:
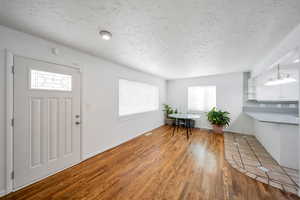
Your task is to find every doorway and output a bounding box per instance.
[13,56,81,189]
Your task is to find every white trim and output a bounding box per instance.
[0,190,6,198]
[79,68,84,161]
[82,148,108,160]
[5,49,14,195]
[13,54,81,71]
[116,77,160,121]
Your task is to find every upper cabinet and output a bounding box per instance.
[249,67,299,102]
[279,81,299,101]
[256,82,298,101]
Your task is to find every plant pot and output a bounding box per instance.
[212,125,224,134]
[165,118,175,125]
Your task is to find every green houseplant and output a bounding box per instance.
[207,107,230,133]
[163,104,178,125]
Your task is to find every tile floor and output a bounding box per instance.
[224,132,299,194]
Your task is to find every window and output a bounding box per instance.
[30,70,72,91]
[188,86,216,112]
[119,79,159,116]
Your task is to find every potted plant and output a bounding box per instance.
[162,104,178,125]
[206,107,230,133]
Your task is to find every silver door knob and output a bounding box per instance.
[75,122,81,125]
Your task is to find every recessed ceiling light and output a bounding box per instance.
[99,30,112,40]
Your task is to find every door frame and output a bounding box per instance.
[5,50,83,195]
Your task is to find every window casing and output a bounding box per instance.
[188,86,216,112]
[119,79,159,116]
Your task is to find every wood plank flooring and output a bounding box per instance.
[2,125,299,200]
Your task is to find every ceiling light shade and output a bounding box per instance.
[294,59,300,63]
[294,47,300,63]
[264,77,296,86]
[264,64,297,86]
[99,30,112,40]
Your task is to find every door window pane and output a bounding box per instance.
[119,79,159,116]
[188,86,216,112]
[30,70,72,91]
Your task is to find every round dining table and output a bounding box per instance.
[168,114,201,140]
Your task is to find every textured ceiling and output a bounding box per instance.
[1,0,300,79]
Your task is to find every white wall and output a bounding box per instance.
[0,25,167,194]
[252,23,300,77]
[167,72,254,134]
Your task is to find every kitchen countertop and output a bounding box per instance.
[245,112,299,125]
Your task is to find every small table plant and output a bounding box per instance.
[207,107,230,133]
[163,104,178,125]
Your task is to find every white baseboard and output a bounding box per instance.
[83,132,149,160]
[83,147,109,160]
[0,190,6,197]
[82,123,164,160]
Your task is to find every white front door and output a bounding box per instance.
[13,56,81,189]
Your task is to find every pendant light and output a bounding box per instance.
[294,47,300,63]
[264,64,296,86]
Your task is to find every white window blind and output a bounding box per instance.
[119,79,159,116]
[188,86,216,112]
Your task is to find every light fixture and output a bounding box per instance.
[264,64,297,86]
[99,30,112,40]
[294,59,300,63]
[294,47,300,63]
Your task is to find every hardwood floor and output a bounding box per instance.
[2,125,299,200]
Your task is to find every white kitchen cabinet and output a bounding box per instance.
[254,120,299,169]
[256,85,280,101]
[255,82,298,101]
[280,82,299,100]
